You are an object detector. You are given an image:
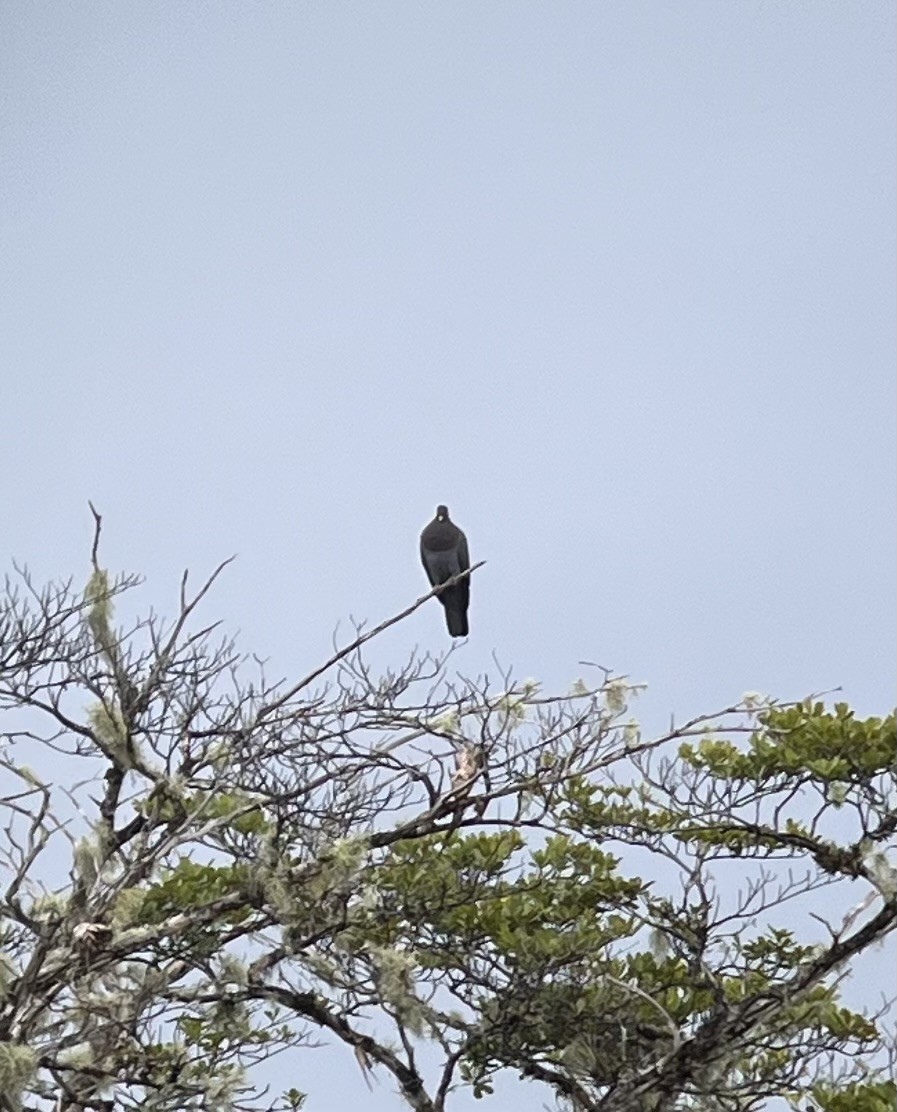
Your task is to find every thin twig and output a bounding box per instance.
[255,562,485,723]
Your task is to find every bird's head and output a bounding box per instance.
[436,504,450,520]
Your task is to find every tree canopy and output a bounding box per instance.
[0,528,894,1112]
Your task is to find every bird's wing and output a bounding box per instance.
[420,538,439,586]
[457,530,470,572]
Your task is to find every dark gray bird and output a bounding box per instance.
[420,504,470,637]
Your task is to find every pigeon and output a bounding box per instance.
[420,504,470,637]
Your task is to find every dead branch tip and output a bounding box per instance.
[87,502,102,570]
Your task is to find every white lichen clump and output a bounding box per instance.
[603,678,647,716]
[864,848,897,899]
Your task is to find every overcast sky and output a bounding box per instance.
[2,3,894,1109]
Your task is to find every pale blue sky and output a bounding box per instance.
[1,3,894,1109]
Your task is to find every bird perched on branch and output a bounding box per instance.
[420,505,470,637]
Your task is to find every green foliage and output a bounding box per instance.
[559,779,666,829]
[346,829,522,951]
[739,927,819,971]
[194,791,270,835]
[680,703,896,783]
[137,783,270,836]
[797,1080,897,1112]
[352,829,642,974]
[178,1001,272,1053]
[139,859,251,926]
[350,705,893,1104]
[777,990,878,1042]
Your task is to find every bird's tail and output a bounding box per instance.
[445,606,469,638]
